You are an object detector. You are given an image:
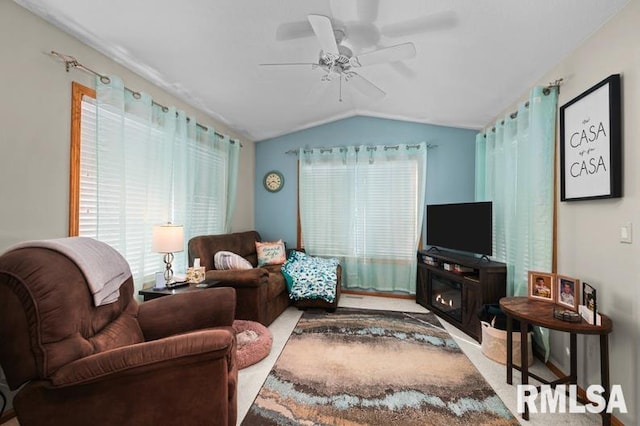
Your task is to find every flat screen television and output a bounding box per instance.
[426,201,493,256]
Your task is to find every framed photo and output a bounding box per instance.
[582,282,597,312]
[528,271,556,303]
[556,275,580,311]
[559,74,622,201]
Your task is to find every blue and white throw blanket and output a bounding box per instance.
[282,251,339,303]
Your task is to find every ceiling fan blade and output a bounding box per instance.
[275,21,315,41]
[357,0,379,23]
[259,62,319,68]
[380,11,458,38]
[389,61,416,79]
[308,14,339,56]
[349,42,416,67]
[346,72,385,99]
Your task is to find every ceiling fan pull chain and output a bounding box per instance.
[339,74,343,102]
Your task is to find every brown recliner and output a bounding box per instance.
[0,243,238,426]
[188,231,290,326]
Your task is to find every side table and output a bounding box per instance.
[138,281,219,301]
[499,297,613,425]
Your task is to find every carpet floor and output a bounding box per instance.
[241,307,518,425]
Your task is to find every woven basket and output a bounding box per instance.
[481,321,533,367]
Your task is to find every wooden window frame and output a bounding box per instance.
[69,82,95,236]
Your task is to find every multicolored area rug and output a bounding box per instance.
[242,308,518,425]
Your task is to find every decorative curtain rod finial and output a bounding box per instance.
[51,50,78,72]
[547,78,564,93]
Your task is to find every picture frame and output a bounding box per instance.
[556,275,580,311]
[528,271,556,303]
[582,282,597,313]
[559,74,622,201]
[580,282,600,325]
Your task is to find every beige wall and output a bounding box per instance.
[0,0,255,253]
[493,2,639,423]
[550,4,639,423]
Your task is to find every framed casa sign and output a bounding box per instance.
[559,74,622,201]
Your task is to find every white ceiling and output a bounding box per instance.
[16,0,629,141]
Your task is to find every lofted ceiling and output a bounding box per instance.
[16,0,629,141]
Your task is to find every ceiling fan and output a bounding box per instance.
[260,14,417,102]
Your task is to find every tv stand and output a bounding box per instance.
[416,250,506,342]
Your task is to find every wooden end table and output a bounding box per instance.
[499,297,613,425]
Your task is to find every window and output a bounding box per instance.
[298,144,427,293]
[299,159,418,259]
[70,81,238,289]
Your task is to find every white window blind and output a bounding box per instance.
[79,97,98,238]
[184,132,227,237]
[353,160,419,260]
[299,144,427,293]
[299,162,353,256]
[79,96,228,285]
[79,97,170,281]
[300,155,420,260]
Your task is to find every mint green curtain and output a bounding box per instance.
[475,86,558,360]
[299,143,427,293]
[173,128,240,237]
[223,135,240,233]
[95,75,239,292]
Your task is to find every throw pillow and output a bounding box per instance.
[255,240,286,267]
[214,251,253,270]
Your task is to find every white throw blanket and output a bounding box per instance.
[6,237,131,306]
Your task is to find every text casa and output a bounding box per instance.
[569,121,607,178]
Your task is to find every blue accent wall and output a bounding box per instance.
[255,116,477,247]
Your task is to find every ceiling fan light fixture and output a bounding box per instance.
[266,12,421,103]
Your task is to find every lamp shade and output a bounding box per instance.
[152,223,184,253]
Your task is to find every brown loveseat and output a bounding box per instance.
[0,241,238,426]
[188,231,290,326]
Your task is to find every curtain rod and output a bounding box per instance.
[51,51,241,146]
[285,143,437,155]
[482,79,563,137]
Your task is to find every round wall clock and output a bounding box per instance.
[263,170,284,193]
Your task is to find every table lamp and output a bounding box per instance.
[152,223,184,287]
